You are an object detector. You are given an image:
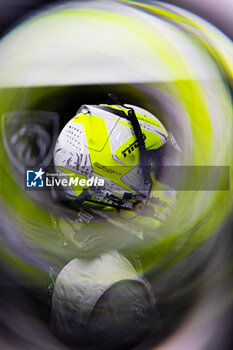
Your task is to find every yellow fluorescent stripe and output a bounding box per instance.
[72,114,135,193]
[113,118,163,149]
[106,105,168,136]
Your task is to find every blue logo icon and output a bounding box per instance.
[26,168,45,188]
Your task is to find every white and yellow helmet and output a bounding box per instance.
[54,104,168,208]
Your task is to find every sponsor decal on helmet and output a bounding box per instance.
[93,162,121,176]
[122,134,146,158]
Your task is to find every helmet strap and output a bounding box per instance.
[107,93,152,187]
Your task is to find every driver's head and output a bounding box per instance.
[53,103,168,210]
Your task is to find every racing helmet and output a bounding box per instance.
[53,103,168,208]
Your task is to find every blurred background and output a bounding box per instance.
[0,0,233,40]
[0,1,232,350]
